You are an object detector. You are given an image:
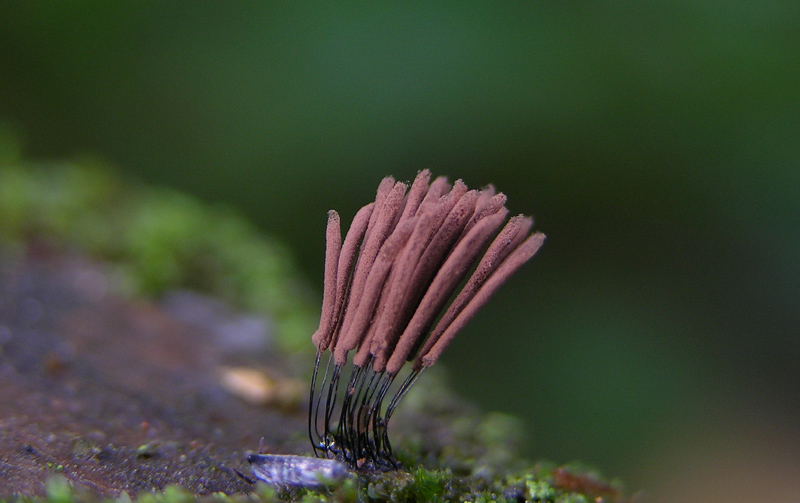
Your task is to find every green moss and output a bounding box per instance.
[44,478,73,503]
[554,495,588,503]
[135,443,159,459]
[525,479,556,501]
[0,152,316,354]
[134,486,198,503]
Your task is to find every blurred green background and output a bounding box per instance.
[2,3,798,500]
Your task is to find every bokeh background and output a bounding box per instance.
[1,3,798,501]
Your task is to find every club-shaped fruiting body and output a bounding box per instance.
[308,171,545,471]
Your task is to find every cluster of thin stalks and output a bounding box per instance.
[308,170,545,471]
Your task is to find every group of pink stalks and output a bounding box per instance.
[300,169,545,472]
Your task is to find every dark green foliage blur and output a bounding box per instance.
[1,2,798,493]
[0,158,317,354]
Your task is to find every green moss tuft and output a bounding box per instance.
[554,495,589,503]
[410,467,449,503]
[44,477,73,503]
[525,479,556,501]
